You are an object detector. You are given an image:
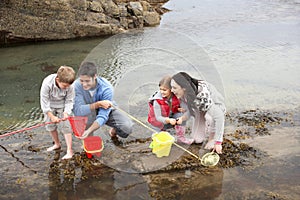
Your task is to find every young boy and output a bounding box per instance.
[40,66,75,159]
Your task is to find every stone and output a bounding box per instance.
[118,3,128,17]
[73,23,112,37]
[100,0,120,17]
[128,2,143,16]
[0,0,169,45]
[140,1,153,12]
[89,1,103,13]
[143,11,160,26]
[69,0,88,11]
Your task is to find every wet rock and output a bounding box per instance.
[40,64,58,73]
[2,108,288,199]
[27,145,40,152]
[0,0,169,45]
[143,11,160,26]
[90,1,103,13]
[226,109,293,138]
[6,66,20,70]
[128,2,144,16]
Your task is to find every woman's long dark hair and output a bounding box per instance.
[172,72,200,116]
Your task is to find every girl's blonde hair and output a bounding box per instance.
[159,75,172,89]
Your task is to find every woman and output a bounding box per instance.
[148,75,194,144]
[171,72,226,154]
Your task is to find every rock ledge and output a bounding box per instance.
[0,0,169,45]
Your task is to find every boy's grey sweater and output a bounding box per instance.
[40,74,74,115]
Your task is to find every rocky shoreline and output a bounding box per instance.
[0,0,169,45]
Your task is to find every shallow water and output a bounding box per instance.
[0,0,300,199]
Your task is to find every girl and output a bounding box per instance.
[171,72,226,154]
[148,75,194,144]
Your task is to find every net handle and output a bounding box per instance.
[112,105,157,133]
[1,116,85,139]
[172,142,200,160]
[112,105,202,160]
[0,120,62,138]
[113,105,221,166]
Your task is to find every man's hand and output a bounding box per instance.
[79,122,100,140]
[90,100,112,110]
[99,100,112,109]
[79,130,91,140]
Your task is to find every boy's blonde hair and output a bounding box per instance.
[57,66,75,84]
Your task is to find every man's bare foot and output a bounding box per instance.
[109,128,117,138]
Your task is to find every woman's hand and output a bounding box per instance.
[204,140,222,154]
[214,144,222,154]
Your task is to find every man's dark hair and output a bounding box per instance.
[78,61,98,77]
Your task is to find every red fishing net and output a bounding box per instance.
[68,116,88,138]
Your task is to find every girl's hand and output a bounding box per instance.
[169,118,177,125]
[175,117,183,125]
[178,108,186,113]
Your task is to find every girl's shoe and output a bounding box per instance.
[177,136,194,145]
[175,125,194,145]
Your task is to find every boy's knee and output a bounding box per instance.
[46,124,57,132]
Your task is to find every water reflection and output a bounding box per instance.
[146,168,224,199]
[48,152,77,199]
[46,154,225,200]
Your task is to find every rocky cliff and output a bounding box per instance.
[0,0,169,45]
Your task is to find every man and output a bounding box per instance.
[73,61,133,139]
